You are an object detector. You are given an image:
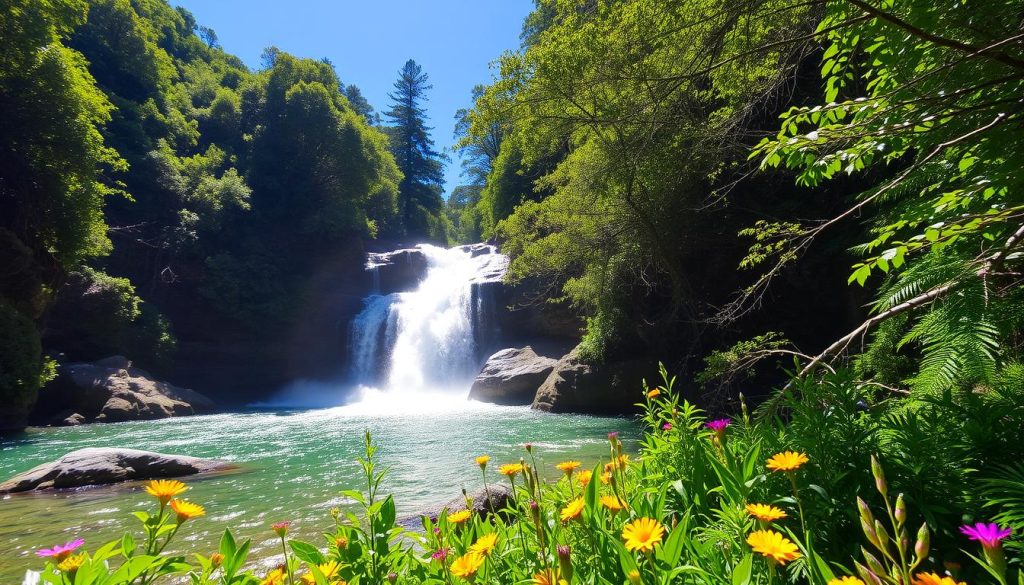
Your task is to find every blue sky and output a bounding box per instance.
[171,0,534,199]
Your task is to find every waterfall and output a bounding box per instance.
[349,244,508,394]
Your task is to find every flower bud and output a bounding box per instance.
[894,494,907,525]
[525,443,533,453]
[871,455,887,497]
[861,548,885,577]
[272,521,290,538]
[861,517,880,548]
[855,561,883,585]
[557,545,573,582]
[627,569,642,585]
[387,572,398,583]
[336,536,349,549]
[210,553,224,568]
[914,523,929,561]
[874,520,891,553]
[857,497,875,525]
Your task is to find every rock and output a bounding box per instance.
[31,357,216,426]
[404,484,513,528]
[0,447,234,493]
[366,248,428,294]
[469,347,557,405]
[532,346,661,414]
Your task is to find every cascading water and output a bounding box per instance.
[350,244,508,399]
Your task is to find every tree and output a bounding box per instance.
[383,59,448,241]
[343,84,376,124]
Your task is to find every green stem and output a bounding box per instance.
[280,536,294,585]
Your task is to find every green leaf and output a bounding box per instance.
[731,553,753,585]
[289,540,326,565]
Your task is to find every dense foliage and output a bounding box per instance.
[0,0,458,424]
[452,0,1024,399]
[25,373,1024,584]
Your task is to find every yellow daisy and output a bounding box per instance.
[145,479,188,504]
[470,532,499,556]
[621,517,665,552]
[745,503,788,522]
[475,455,490,469]
[577,470,593,487]
[746,529,802,565]
[647,388,661,399]
[828,578,866,585]
[556,461,582,475]
[57,553,86,573]
[600,495,627,513]
[560,497,585,522]
[447,509,472,525]
[912,573,967,585]
[450,552,484,578]
[169,499,205,523]
[766,451,809,472]
[499,463,524,477]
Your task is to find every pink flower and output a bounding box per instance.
[608,432,619,440]
[705,419,731,432]
[431,547,449,561]
[271,521,291,537]
[960,522,1012,549]
[36,539,84,561]
[662,423,672,431]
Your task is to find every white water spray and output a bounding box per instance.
[349,244,507,401]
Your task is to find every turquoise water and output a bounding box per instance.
[0,400,639,582]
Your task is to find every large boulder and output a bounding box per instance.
[31,356,215,426]
[0,447,234,493]
[532,346,661,414]
[469,347,557,405]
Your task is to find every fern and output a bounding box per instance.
[980,463,1024,531]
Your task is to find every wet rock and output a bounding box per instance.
[403,484,513,529]
[31,356,215,426]
[532,346,660,414]
[0,447,234,493]
[366,248,428,294]
[469,347,557,405]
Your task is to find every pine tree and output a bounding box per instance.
[383,59,447,240]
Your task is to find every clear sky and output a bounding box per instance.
[171,0,534,199]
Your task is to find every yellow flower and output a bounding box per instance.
[647,388,661,399]
[621,517,665,552]
[912,573,967,585]
[261,568,287,585]
[766,451,809,472]
[145,479,187,503]
[577,470,593,487]
[600,495,627,513]
[745,503,788,522]
[560,497,585,522]
[746,529,802,565]
[475,455,490,469]
[450,552,484,578]
[828,578,866,585]
[627,570,643,585]
[616,454,631,469]
[301,561,343,585]
[499,463,524,477]
[533,569,560,585]
[470,532,499,556]
[170,499,205,523]
[57,553,86,573]
[556,461,582,476]
[447,509,472,525]
[600,471,612,485]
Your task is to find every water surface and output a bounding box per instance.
[0,401,638,582]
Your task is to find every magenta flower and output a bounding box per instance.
[705,419,731,432]
[960,522,1012,549]
[36,539,84,560]
[431,547,449,561]
[662,423,672,431]
[607,432,619,440]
